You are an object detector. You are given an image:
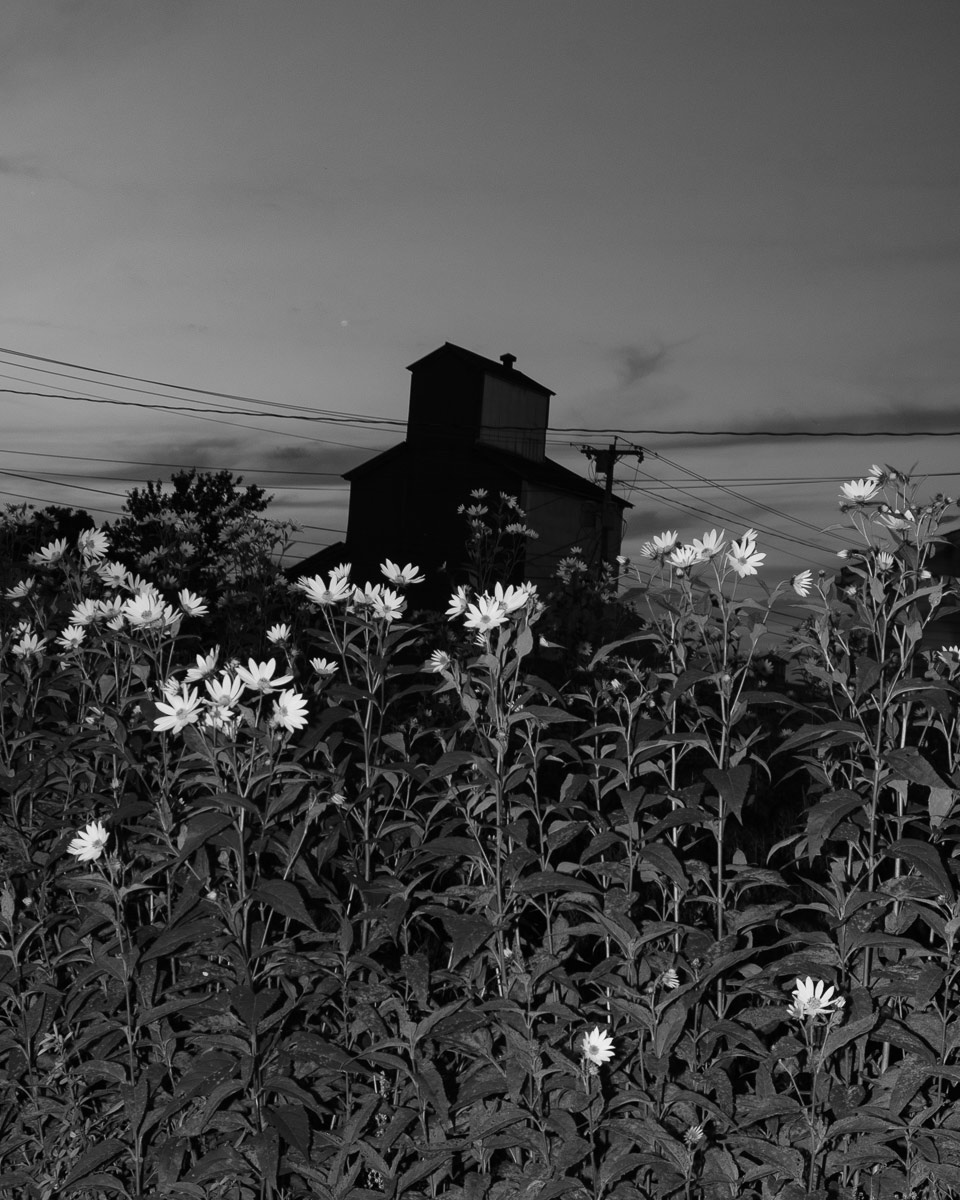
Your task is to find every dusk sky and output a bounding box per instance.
[4,2,960,601]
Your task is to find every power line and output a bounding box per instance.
[646,447,842,541]
[7,343,958,443]
[551,425,960,438]
[0,346,397,423]
[0,467,128,501]
[620,451,837,567]
[0,448,352,477]
[0,487,119,519]
[625,469,830,570]
[0,465,349,491]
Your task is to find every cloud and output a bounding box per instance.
[101,435,369,482]
[0,154,40,178]
[638,401,960,451]
[613,341,670,389]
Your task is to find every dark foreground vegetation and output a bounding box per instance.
[2,468,960,1200]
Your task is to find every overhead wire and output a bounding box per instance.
[620,463,832,566]
[0,447,351,477]
[644,447,844,541]
[5,342,960,443]
[0,467,344,550]
[5,343,957,587]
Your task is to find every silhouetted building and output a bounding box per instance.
[293,342,629,602]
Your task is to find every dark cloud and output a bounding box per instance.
[0,154,41,177]
[644,404,960,451]
[613,342,670,389]
[101,436,372,484]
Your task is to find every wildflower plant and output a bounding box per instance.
[457,488,539,592]
[3,472,960,1198]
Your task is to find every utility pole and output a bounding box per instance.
[579,438,644,575]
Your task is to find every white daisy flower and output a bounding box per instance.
[29,538,68,567]
[67,820,110,862]
[690,529,726,560]
[446,586,470,619]
[791,570,814,597]
[178,589,209,617]
[840,478,880,505]
[426,650,452,673]
[380,560,425,587]
[580,1026,615,1066]
[270,688,309,732]
[153,686,204,734]
[463,596,509,632]
[184,647,220,682]
[56,625,86,651]
[235,658,294,694]
[786,976,845,1020]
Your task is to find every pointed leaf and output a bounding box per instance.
[60,1138,126,1188]
[929,787,956,828]
[265,1103,312,1159]
[638,842,687,889]
[884,838,953,900]
[885,747,951,789]
[251,878,317,929]
[513,871,599,894]
[823,1004,877,1057]
[805,790,864,860]
[437,910,493,966]
[703,765,752,821]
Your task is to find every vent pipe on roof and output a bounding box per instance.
[500,353,516,370]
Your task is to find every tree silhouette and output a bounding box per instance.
[109,469,280,594]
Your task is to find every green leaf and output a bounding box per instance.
[774,721,865,756]
[64,1173,131,1196]
[60,1138,126,1189]
[140,918,218,963]
[884,838,954,899]
[120,1076,149,1139]
[436,910,494,966]
[184,1145,249,1184]
[513,871,599,894]
[822,1003,877,1057]
[230,984,282,1034]
[417,1058,451,1125]
[426,751,497,782]
[854,655,881,699]
[638,843,687,889]
[804,790,864,860]
[252,1127,280,1190]
[653,999,686,1058]
[736,1094,802,1124]
[929,787,957,828]
[508,704,583,727]
[885,746,951,789]
[663,669,713,706]
[703,765,751,821]
[173,1051,237,1102]
[251,877,317,929]
[889,1054,932,1118]
[265,1103,312,1158]
[733,1138,805,1184]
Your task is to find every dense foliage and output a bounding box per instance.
[2,467,960,1200]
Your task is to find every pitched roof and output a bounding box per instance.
[406,341,554,398]
[343,439,630,508]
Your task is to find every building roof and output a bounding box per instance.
[344,439,631,508]
[406,341,555,398]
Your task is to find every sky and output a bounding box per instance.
[3,1,960,600]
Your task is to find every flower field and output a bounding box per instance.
[3,468,960,1199]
